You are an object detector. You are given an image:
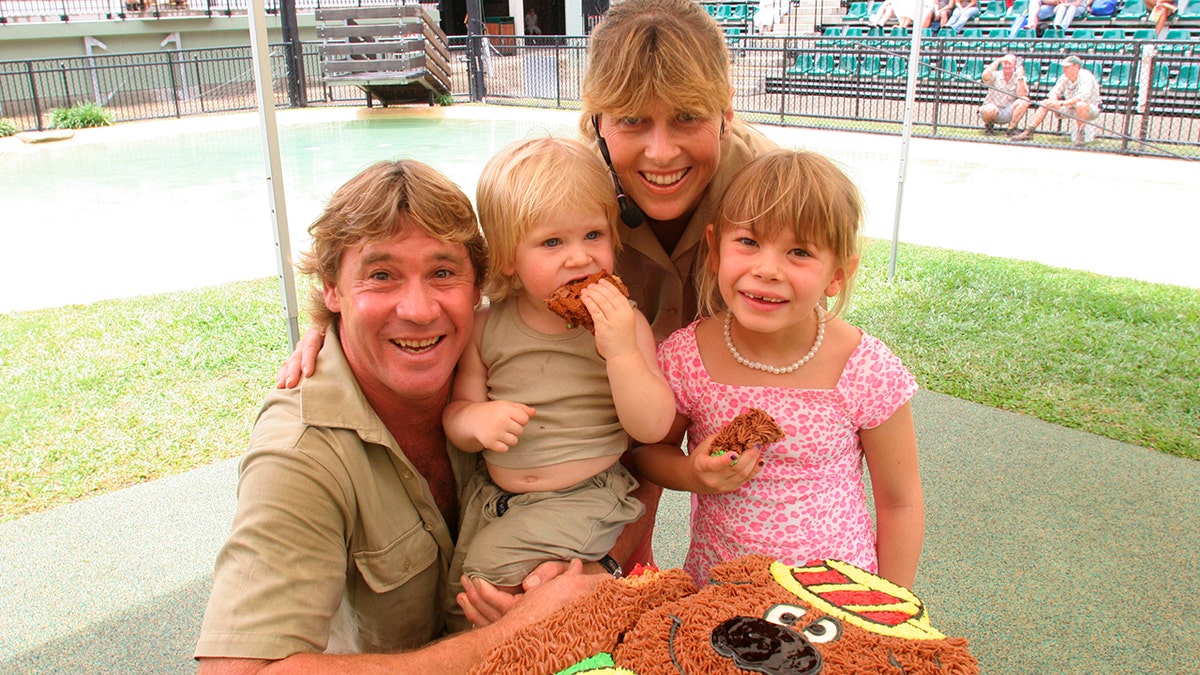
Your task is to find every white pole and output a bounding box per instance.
[248,0,300,348]
[889,25,923,283]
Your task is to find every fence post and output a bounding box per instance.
[59,62,70,109]
[28,61,45,131]
[278,0,307,107]
[466,0,486,101]
[166,50,181,118]
[193,55,206,113]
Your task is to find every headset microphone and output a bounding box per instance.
[592,116,645,229]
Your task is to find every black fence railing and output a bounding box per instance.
[0,0,437,23]
[2,35,1197,159]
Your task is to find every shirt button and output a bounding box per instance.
[401,471,412,480]
[424,523,434,531]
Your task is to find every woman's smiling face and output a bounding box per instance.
[597,99,733,227]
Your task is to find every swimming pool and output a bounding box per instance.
[2,105,1196,314]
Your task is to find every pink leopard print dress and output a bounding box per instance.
[657,319,918,586]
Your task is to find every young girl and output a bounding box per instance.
[634,149,925,589]
[444,137,675,599]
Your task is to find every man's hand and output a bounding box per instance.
[458,559,603,628]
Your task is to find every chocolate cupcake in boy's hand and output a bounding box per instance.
[710,409,784,463]
[545,270,629,333]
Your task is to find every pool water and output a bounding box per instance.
[0,109,577,313]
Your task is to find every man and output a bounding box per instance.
[1013,55,1102,146]
[979,53,1030,136]
[194,160,601,673]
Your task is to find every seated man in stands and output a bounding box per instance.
[1012,55,1102,146]
[979,53,1030,136]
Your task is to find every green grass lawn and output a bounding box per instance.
[1,240,1196,522]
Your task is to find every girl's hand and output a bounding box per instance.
[275,327,326,388]
[688,432,766,493]
[469,400,536,453]
[581,280,639,361]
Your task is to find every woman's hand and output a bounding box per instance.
[275,327,326,388]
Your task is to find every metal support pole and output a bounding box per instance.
[467,0,486,101]
[278,0,307,107]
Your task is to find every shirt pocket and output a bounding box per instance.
[352,521,439,593]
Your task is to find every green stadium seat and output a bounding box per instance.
[1024,59,1045,86]
[1170,64,1200,92]
[1130,28,1156,41]
[860,56,883,77]
[715,3,733,21]
[832,55,861,76]
[1102,61,1132,89]
[1159,29,1193,56]
[961,57,986,81]
[728,3,748,21]
[1181,1,1200,19]
[823,26,845,38]
[978,0,1007,20]
[1004,0,1029,21]
[1096,28,1127,53]
[1151,62,1172,89]
[881,55,908,77]
[703,3,718,17]
[1115,0,1147,20]
[842,1,874,21]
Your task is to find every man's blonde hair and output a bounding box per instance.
[299,160,486,327]
[579,0,731,138]
[697,149,864,317]
[476,136,621,302]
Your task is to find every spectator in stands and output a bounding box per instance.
[1052,0,1088,31]
[870,0,922,27]
[1022,0,1060,33]
[1012,55,1102,146]
[979,53,1031,136]
[944,0,980,33]
[524,7,543,35]
[755,0,785,33]
[1144,0,1178,37]
[930,0,956,29]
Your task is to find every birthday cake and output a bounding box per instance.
[470,554,978,675]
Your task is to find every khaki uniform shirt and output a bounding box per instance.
[195,328,479,659]
[613,117,778,342]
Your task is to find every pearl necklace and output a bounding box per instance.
[723,306,826,375]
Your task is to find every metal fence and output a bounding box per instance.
[2,34,1197,159]
[0,0,438,23]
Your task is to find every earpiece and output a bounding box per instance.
[592,116,645,229]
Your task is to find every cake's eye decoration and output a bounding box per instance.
[802,617,842,644]
[763,603,805,626]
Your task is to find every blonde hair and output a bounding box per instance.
[299,160,486,328]
[476,136,621,302]
[697,149,863,317]
[579,0,731,139]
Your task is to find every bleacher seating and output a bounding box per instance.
[702,1,754,34]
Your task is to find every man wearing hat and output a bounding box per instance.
[1012,55,1102,146]
[979,53,1030,136]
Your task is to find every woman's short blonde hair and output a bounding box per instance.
[579,0,731,138]
[697,149,864,318]
[299,160,486,328]
[476,136,621,302]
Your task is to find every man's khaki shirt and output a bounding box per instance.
[195,328,479,659]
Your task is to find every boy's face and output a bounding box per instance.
[504,207,617,303]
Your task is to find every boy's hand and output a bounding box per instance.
[470,400,536,453]
[581,280,638,360]
[689,432,766,493]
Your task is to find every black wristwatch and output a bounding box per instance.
[597,554,623,579]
